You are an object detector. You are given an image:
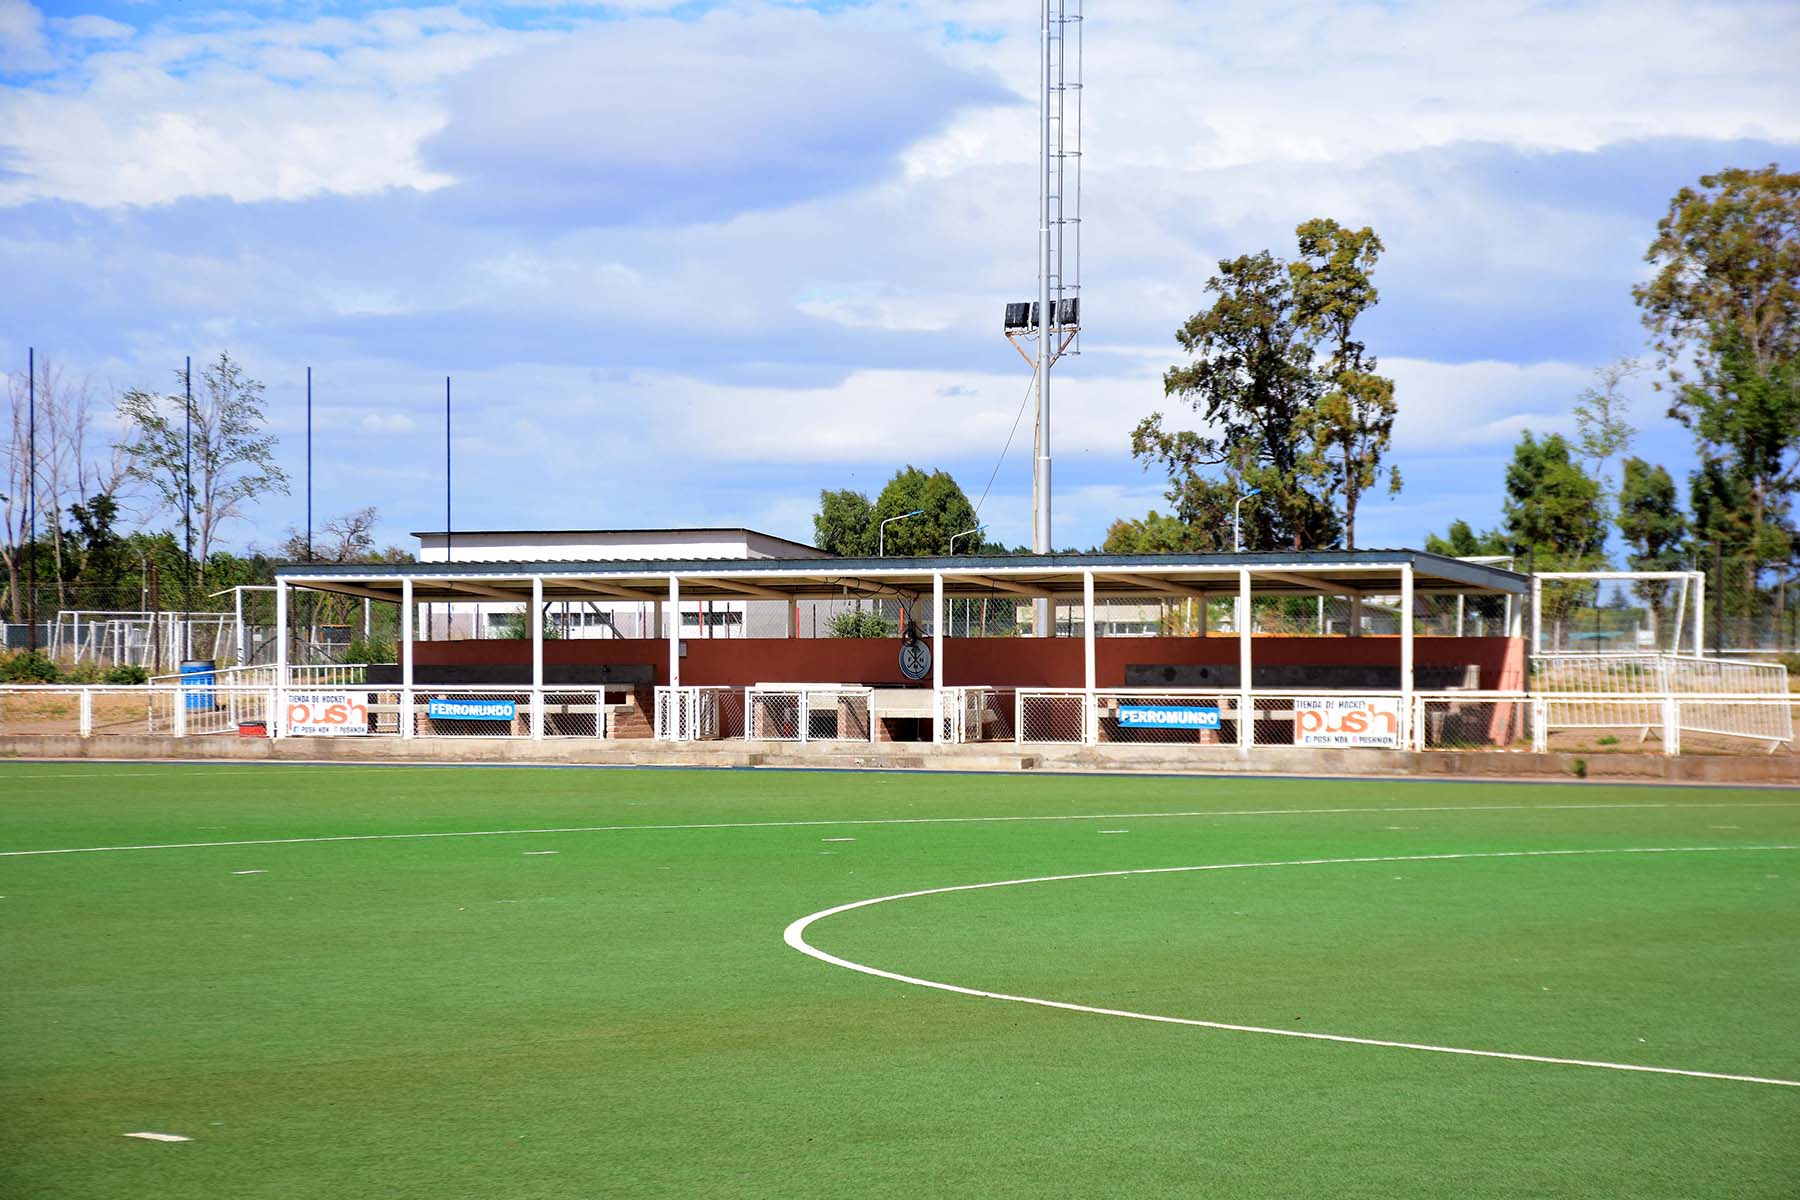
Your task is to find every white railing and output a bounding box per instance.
[1533,653,1787,696]
[1,683,1791,756]
[148,663,371,690]
[653,686,744,741]
[1007,687,1793,756]
[935,686,1017,744]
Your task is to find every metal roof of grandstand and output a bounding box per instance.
[277,549,1527,605]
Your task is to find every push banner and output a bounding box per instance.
[1118,705,1221,730]
[426,697,517,722]
[1293,697,1401,748]
[287,691,373,736]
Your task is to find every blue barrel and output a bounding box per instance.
[180,659,217,712]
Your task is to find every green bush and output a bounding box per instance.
[103,665,150,685]
[60,662,104,684]
[826,610,894,638]
[341,637,398,665]
[0,651,60,683]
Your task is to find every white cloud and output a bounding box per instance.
[48,15,133,42]
[0,0,48,72]
[1387,358,1588,450]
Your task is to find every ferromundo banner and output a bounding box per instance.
[1118,705,1221,730]
[427,697,517,722]
[287,691,373,736]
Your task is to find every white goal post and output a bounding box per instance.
[1530,571,1704,657]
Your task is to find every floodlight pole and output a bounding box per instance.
[1031,0,1054,639]
[24,346,34,652]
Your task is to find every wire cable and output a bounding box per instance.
[973,373,1038,525]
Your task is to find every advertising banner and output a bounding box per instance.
[287,691,373,737]
[426,697,517,722]
[1293,697,1401,748]
[1117,705,1221,730]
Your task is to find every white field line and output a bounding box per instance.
[123,1132,190,1142]
[3,801,1799,860]
[783,846,1800,1089]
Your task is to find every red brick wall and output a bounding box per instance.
[412,634,1523,690]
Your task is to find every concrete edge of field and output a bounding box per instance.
[1,734,1796,784]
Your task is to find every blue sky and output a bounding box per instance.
[3,0,1797,557]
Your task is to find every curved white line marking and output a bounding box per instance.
[784,846,1800,1088]
[5,801,1799,859]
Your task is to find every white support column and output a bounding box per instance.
[1237,568,1252,758]
[787,596,799,639]
[400,578,414,740]
[932,571,945,744]
[273,579,288,740]
[79,689,93,738]
[667,575,681,690]
[363,597,371,641]
[1455,594,1465,638]
[1348,595,1363,637]
[1196,594,1208,636]
[234,588,246,666]
[530,576,545,741]
[1400,563,1415,749]
[1082,570,1097,745]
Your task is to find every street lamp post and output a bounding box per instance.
[879,509,925,557]
[948,525,986,555]
[1232,488,1262,554]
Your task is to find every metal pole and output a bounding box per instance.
[184,356,192,637]
[1031,0,1053,639]
[24,346,34,652]
[305,366,313,562]
[445,375,451,640]
[1033,0,1053,561]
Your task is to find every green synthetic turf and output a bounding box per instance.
[1,763,1796,1199]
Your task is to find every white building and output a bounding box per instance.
[413,528,830,640]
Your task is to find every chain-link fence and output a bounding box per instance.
[741,686,874,742]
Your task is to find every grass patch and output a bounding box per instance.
[2,764,1797,1199]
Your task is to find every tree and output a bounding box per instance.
[1502,431,1607,636]
[813,488,876,556]
[1571,358,1639,516]
[116,352,289,602]
[1635,166,1800,608]
[1289,218,1400,548]
[1424,519,1508,559]
[1101,509,1220,554]
[1502,431,1606,566]
[811,468,988,557]
[1139,249,1338,551]
[1635,164,1800,390]
[1616,457,1687,634]
[3,354,130,621]
[280,507,380,565]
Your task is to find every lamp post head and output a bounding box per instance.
[1242,488,1261,498]
[907,509,924,517]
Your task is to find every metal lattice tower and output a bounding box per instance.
[1004,0,1082,568]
